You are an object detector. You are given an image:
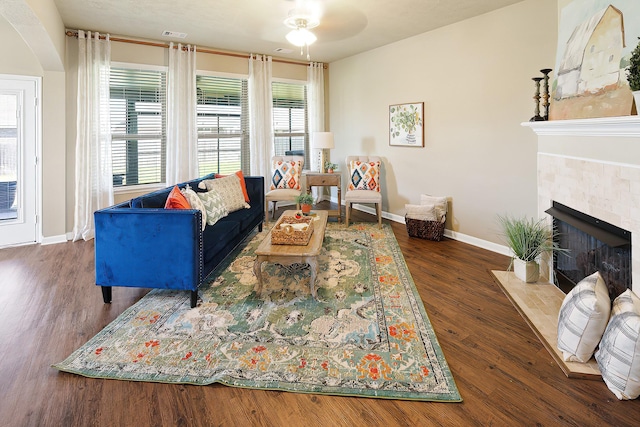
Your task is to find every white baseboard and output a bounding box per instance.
[338,197,510,257]
[41,234,69,245]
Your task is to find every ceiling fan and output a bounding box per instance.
[283,1,322,59]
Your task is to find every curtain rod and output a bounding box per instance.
[65,30,327,68]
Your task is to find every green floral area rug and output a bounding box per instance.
[54,223,461,402]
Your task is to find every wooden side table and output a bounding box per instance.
[304,172,341,223]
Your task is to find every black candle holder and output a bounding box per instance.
[540,69,552,120]
[530,77,545,122]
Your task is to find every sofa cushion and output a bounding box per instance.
[557,271,611,362]
[197,189,228,226]
[199,174,250,213]
[595,289,640,400]
[271,160,302,190]
[134,187,173,208]
[348,160,380,192]
[164,186,191,209]
[202,219,240,263]
[219,206,260,233]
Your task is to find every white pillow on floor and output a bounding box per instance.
[595,289,640,400]
[557,271,611,363]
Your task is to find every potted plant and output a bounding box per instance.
[324,161,338,173]
[498,215,568,283]
[627,37,640,112]
[295,193,314,214]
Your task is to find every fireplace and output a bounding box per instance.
[525,115,640,296]
[546,201,631,299]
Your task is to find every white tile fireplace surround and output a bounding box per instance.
[523,116,640,294]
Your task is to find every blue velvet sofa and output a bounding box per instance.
[94,174,265,308]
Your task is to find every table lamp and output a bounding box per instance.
[312,132,334,173]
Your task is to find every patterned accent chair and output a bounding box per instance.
[345,156,382,228]
[265,155,305,224]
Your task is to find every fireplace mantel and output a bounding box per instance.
[522,116,640,137]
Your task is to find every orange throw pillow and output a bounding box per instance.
[164,185,191,209]
[215,170,250,203]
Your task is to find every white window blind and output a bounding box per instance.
[272,82,308,163]
[110,67,166,187]
[196,75,249,176]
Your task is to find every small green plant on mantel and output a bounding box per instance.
[627,37,640,91]
[498,215,568,283]
[295,193,314,206]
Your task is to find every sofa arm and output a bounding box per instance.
[94,208,203,292]
[244,176,265,208]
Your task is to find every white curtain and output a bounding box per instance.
[72,31,113,242]
[308,62,325,199]
[166,43,198,185]
[307,62,325,172]
[248,54,274,192]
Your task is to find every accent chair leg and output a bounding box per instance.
[101,286,112,304]
[346,202,351,227]
[272,201,277,219]
[377,203,382,228]
[190,290,198,308]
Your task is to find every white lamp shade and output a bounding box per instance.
[312,132,334,149]
[286,28,317,47]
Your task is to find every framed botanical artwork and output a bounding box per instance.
[389,102,424,147]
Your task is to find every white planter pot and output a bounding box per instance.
[513,258,539,283]
[634,91,640,115]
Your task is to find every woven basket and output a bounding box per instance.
[405,216,445,241]
[271,215,314,245]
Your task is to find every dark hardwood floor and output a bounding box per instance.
[1,202,638,426]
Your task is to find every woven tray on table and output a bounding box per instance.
[405,216,445,241]
[271,215,314,245]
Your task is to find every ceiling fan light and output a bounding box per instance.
[286,28,317,47]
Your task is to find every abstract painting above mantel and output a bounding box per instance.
[550,0,640,120]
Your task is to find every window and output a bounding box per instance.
[272,81,308,162]
[110,66,166,187]
[196,75,249,176]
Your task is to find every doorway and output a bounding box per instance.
[0,76,39,247]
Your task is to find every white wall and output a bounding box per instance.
[329,0,558,245]
[0,13,67,240]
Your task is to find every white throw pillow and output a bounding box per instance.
[405,204,438,221]
[557,271,611,363]
[199,174,250,213]
[420,194,447,221]
[595,289,640,400]
[197,189,228,226]
[181,185,207,230]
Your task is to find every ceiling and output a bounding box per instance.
[53,0,525,63]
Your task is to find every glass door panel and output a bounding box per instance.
[0,76,37,247]
[0,93,18,221]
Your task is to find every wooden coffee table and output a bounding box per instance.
[253,210,328,299]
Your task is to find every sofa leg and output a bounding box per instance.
[258,222,263,232]
[190,290,198,308]
[101,286,112,304]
